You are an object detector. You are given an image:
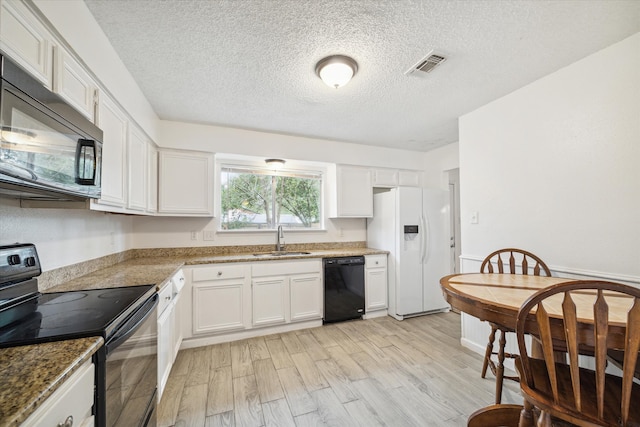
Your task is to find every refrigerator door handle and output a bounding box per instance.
[420,215,429,264]
[423,214,430,263]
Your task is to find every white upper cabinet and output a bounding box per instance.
[147,143,158,213]
[93,93,128,208]
[0,0,54,88]
[398,170,422,187]
[158,149,214,216]
[328,164,373,218]
[127,125,148,211]
[53,47,98,122]
[372,168,422,188]
[372,168,399,188]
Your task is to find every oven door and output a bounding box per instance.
[102,294,158,427]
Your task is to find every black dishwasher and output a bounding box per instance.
[323,256,365,323]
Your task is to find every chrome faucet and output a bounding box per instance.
[275,225,285,252]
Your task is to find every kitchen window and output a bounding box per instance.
[220,165,322,230]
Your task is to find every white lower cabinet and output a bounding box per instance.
[191,264,252,334]
[157,294,173,400]
[365,255,388,313]
[157,269,184,401]
[185,259,322,343]
[22,359,95,427]
[252,259,323,327]
[290,273,323,321]
[252,276,287,326]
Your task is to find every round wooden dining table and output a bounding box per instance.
[439,273,637,427]
[440,273,575,329]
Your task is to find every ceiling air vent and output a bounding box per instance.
[404,51,447,76]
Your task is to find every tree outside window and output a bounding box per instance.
[220,166,322,230]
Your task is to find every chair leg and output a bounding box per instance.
[518,400,535,427]
[536,410,552,427]
[495,328,507,404]
[481,324,497,378]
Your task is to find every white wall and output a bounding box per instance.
[422,142,460,189]
[155,120,426,170]
[132,120,430,249]
[0,199,133,271]
[459,32,640,281]
[457,33,640,358]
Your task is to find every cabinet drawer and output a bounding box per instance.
[23,360,94,427]
[365,255,387,269]
[252,259,321,277]
[192,264,248,282]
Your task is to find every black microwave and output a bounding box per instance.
[0,54,103,201]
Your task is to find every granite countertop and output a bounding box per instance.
[0,337,103,426]
[13,245,386,423]
[46,247,388,293]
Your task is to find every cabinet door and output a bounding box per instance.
[127,125,148,211]
[157,303,173,401]
[0,0,53,88]
[171,292,182,360]
[366,268,388,311]
[398,170,422,187]
[147,144,158,213]
[94,94,127,207]
[332,165,373,217]
[252,276,287,326]
[53,48,97,121]
[373,168,398,188]
[290,273,322,322]
[158,149,214,216]
[193,280,249,334]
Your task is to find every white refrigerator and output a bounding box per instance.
[367,187,451,320]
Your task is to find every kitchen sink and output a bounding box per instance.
[252,251,311,257]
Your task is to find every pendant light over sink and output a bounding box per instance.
[315,55,358,89]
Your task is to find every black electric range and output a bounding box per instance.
[0,243,158,427]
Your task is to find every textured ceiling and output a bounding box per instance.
[83,0,640,152]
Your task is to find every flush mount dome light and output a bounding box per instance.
[315,55,358,89]
[265,158,286,169]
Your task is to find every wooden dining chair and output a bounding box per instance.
[466,404,523,427]
[479,248,552,404]
[516,280,640,426]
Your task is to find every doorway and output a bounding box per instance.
[448,169,461,274]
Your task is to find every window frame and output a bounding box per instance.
[216,158,326,233]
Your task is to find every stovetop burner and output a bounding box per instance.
[0,243,155,348]
[0,284,155,348]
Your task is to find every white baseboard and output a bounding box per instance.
[363,309,388,319]
[461,337,485,355]
[180,319,322,349]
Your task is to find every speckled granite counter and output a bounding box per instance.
[0,337,103,426]
[45,246,388,293]
[12,244,386,424]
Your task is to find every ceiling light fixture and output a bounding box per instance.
[315,55,358,89]
[265,158,286,169]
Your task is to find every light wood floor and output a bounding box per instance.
[158,312,521,427]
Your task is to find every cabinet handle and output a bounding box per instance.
[165,295,171,301]
[58,415,73,427]
[179,277,185,282]
[375,261,379,265]
[217,271,223,276]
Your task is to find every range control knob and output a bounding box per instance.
[25,257,36,267]
[7,254,21,266]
